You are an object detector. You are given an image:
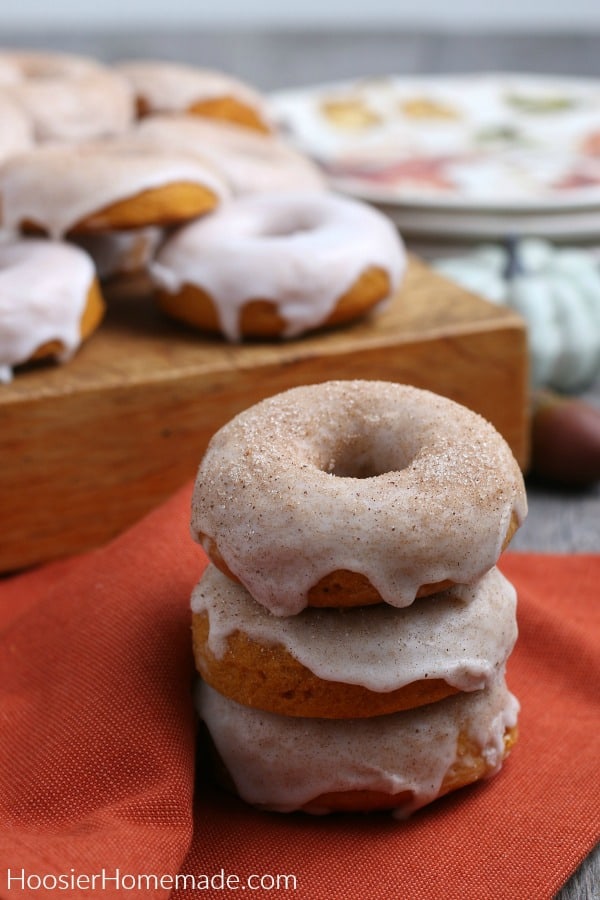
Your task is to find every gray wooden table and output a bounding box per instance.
[3,26,599,898]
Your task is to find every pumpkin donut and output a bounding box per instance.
[0,137,229,238]
[191,564,517,719]
[191,381,527,615]
[0,93,34,163]
[151,191,406,340]
[116,59,272,133]
[133,114,327,195]
[72,227,164,281]
[196,676,519,816]
[0,238,104,382]
[0,49,134,142]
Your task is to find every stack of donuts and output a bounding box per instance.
[0,49,407,382]
[190,379,527,816]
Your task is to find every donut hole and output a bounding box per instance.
[328,455,391,478]
[322,435,415,479]
[262,220,316,239]
[259,207,322,240]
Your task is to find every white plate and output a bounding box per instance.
[269,73,600,214]
[375,203,600,241]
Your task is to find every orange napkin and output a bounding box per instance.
[1,482,598,900]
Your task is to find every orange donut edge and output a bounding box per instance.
[192,610,461,719]
[136,93,272,133]
[156,264,391,339]
[29,276,106,362]
[198,510,520,609]
[21,183,220,237]
[70,181,221,233]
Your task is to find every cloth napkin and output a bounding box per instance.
[0,481,598,900]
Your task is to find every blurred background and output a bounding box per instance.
[2,1,600,90]
[2,0,600,30]
[3,0,600,30]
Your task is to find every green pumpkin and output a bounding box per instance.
[434,239,600,392]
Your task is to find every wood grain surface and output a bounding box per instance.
[1,256,528,573]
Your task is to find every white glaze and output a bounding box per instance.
[72,227,164,279]
[0,92,34,163]
[0,237,96,382]
[192,564,517,694]
[0,137,230,238]
[151,191,406,340]
[134,114,326,195]
[191,381,527,614]
[116,59,270,127]
[0,50,134,142]
[0,59,20,85]
[195,676,519,816]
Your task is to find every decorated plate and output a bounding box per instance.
[269,73,600,213]
[375,203,600,241]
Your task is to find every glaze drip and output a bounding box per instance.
[192,381,527,614]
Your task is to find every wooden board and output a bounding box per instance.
[0,256,529,574]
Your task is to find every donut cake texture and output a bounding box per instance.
[191,380,526,816]
[192,564,517,718]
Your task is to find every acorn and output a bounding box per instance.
[529,390,600,488]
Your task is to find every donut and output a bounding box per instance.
[0,137,229,238]
[116,60,272,133]
[0,50,134,142]
[196,676,519,816]
[0,93,34,163]
[151,191,406,340]
[133,114,327,195]
[72,227,164,281]
[0,58,20,86]
[0,237,105,382]
[191,381,527,615]
[191,564,517,718]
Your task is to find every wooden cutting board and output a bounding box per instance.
[1,255,529,574]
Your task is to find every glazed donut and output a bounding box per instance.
[191,564,517,718]
[133,114,327,195]
[192,381,527,615]
[0,50,134,142]
[0,237,104,382]
[0,93,34,163]
[0,58,20,86]
[72,227,164,281]
[196,676,519,816]
[116,60,272,133]
[0,137,229,238]
[151,191,406,340]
